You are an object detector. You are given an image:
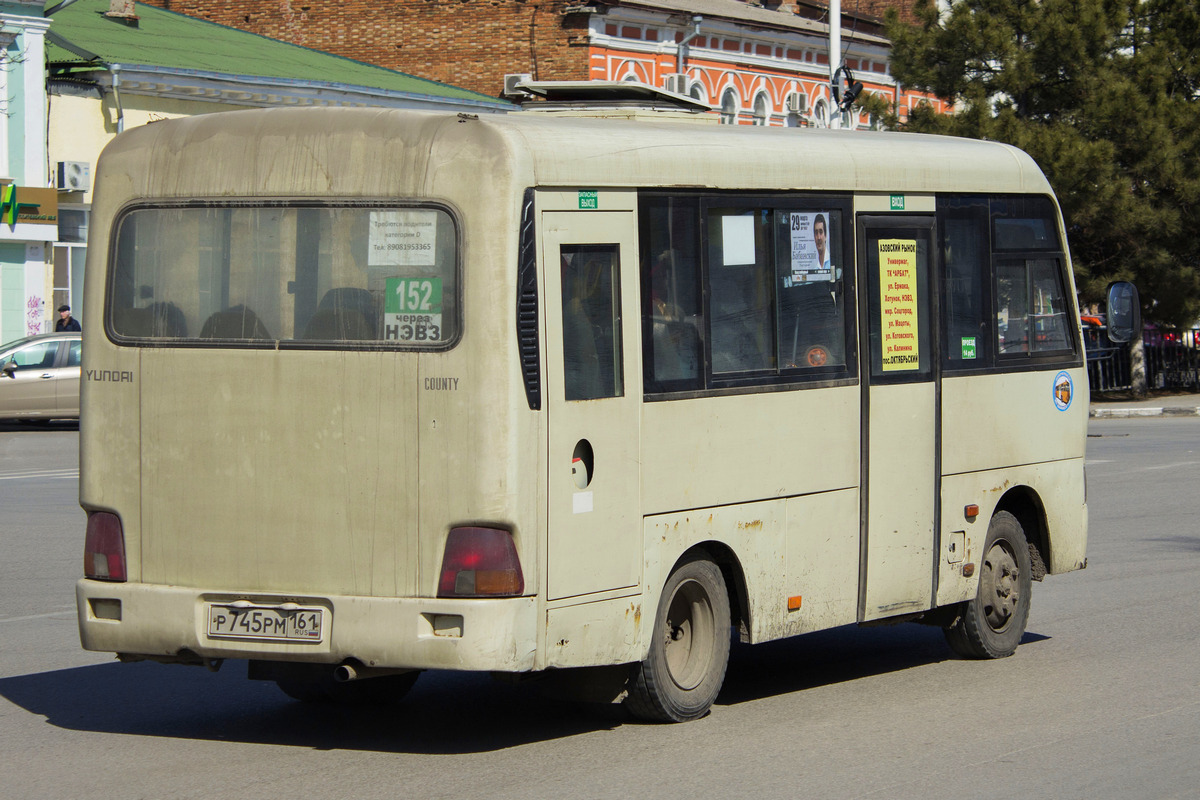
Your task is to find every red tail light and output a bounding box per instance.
[84,512,127,581]
[437,526,524,597]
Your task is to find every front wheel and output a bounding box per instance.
[944,511,1032,659]
[625,554,731,722]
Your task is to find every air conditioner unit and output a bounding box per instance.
[56,161,90,192]
[663,74,688,95]
[502,73,533,99]
[786,94,807,114]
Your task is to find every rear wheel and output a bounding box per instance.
[944,511,1032,659]
[625,554,731,722]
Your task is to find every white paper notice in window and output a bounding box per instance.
[721,215,756,266]
[369,210,437,267]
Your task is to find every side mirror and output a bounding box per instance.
[1105,281,1141,343]
[1,360,15,378]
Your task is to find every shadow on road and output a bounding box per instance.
[0,659,612,753]
[719,623,1048,706]
[0,623,1050,753]
[1145,534,1200,552]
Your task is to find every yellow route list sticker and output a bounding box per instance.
[879,239,920,371]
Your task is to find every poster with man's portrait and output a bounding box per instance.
[788,212,833,283]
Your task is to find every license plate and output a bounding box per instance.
[207,603,324,643]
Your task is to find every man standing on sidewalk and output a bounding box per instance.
[55,305,81,332]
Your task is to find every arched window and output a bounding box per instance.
[813,98,829,129]
[752,93,770,126]
[720,88,738,125]
[689,83,707,103]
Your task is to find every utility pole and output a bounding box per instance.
[829,0,841,129]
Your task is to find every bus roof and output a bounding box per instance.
[95,107,1054,201]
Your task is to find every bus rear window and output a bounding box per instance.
[107,205,459,348]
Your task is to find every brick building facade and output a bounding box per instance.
[139,0,941,128]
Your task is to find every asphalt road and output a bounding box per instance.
[2,418,1198,800]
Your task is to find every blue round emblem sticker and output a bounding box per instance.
[1053,371,1073,411]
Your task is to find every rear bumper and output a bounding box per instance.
[76,579,538,672]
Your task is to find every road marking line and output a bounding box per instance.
[0,470,79,481]
[1139,461,1200,472]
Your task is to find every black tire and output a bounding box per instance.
[275,675,331,703]
[625,554,731,722]
[276,669,419,705]
[944,511,1032,659]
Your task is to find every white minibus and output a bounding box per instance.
[77,100,1115,721]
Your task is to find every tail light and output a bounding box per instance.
[84,512,127,581]
[437,526,524,597]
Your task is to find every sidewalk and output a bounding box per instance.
[1089,390,1200,419]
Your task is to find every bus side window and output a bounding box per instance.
[708,209,774,375]
[997,258,1072,356]
[996,263,1029,354]
[641,197,704,393]
[774,210,845,370]
[648,254,702,383]
[990,196,1074,361]
[561,244,623,401]
[639,194,852,395]
[1029,260,1071,352]
[941,202,993,368]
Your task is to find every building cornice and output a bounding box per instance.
[594,6,895,86]
[0,10,52,33]
[606,0,890,46]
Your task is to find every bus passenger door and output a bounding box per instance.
[542,210,642,600]
[857,215,938,621]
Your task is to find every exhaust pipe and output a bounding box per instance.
[333,661,413,683]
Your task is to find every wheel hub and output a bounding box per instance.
[981,542,1020,631]
[663,580,714,691]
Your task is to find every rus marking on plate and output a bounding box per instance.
[890,194,905,210]
[578,190,598,209]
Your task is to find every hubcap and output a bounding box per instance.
[663,579,715,691]
[981,541,1020,631]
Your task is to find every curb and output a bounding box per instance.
[1090,406,1200,419]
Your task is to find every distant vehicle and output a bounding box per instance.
[0,332,82,422]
